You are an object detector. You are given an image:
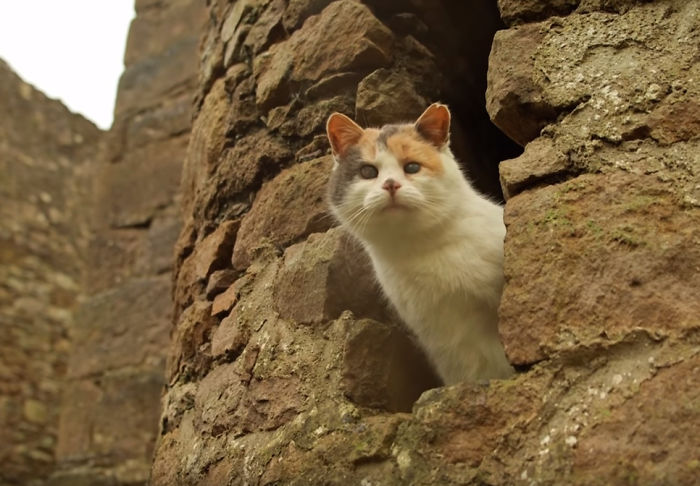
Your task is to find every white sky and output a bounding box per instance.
[0,2,135,129]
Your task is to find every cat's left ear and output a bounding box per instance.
[415,103,451,148]
[327,112,364,158]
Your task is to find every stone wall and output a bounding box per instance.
[0,60,101,485]
[48,1,206,485]
[152,0,699,485]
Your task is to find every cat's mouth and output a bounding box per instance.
[381,200,411,212]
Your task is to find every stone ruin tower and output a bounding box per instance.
[1,0,698,485]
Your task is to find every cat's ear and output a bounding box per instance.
[415,103,451,148]
[327,113,364,157]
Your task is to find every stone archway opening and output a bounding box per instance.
[337,0,524,413]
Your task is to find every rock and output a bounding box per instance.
[255,0,393,110]
[355,68,428,127]
[167,300,218,383]
[232,157,334,270]
[98,135,188,228]
[68,276,172,378]
[573,356,700,485]
[115,32,200,118]
[175,220,239,309]
[210,306,249,358]
[273,227,392,324]
[205,269,238,299]
[497,0,579,25]
[499,137,572,199]
[486,23,555,146]
[500,172,700,365]
[342,319,442,412]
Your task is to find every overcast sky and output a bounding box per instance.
[0,2,135,129]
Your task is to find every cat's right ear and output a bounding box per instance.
[326,113,363,158]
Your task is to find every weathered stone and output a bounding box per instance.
[281,0,334,31]
[342,319,442,412]
[115,33,200,118]
[0,60,101,486]
[69,276,171,378]
[500,172,700,365]
[486,23,555,146]
[124,0,207,67]
[356,68,428,127]
[205,269,238,298]
[98,136,188,228]
[573,356,700,485]
[499,137,572,199]
[243,0,286,55]
[211,307,249,358]
[232,156,334,269]
[497,0,579,25]
[175,220,239,309]
[167,300,218,383]
[255,0,393,110]
[273,227,392,324]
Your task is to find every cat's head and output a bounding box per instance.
[326,103,464,241]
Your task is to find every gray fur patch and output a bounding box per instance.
[328,146,366,208]
[376,124,402,148]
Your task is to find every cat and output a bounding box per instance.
[325,103,513,384]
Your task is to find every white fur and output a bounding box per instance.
[331,146,513,384]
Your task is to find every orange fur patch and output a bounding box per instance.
[385,128,444,174]
[356,128,380,160]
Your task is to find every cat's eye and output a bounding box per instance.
[359,164,378,179]
[404,162,421,174]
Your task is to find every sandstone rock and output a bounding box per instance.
[211,306,250,358]
[167,300,218,383]
[98,135,188,228]
[124,0,207,67]
[355,68,428,127]
[115,33,200,118]
[500,172,700,365]
[497,0,579,25]
[273,227,391,324]
[281,0,334,31]
[255,0,393,110]
[342,319,442,412]
[573,356,700,485]
[175,220,239,309]
[68,276,171,378]
[205,269,238,298]
[499,137,572,199]
[232,156,334,269]
[486,23,555,146]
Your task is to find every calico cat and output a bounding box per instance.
[326,103,513,384]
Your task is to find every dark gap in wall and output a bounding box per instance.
[371,0,523,202]
[338,1,522,413]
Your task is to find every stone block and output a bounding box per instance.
[167,300,218,383]
[255,0,393,110]
[115,34,199,118]
[56,372,164,468]
[68,276,171,378]
[125,0,207,67]
[499,137,571,199]
[232,156,334,269]
[175,220,239,309]
[486,23,555,146]
[500,172,700,365]
[342,319,442,412]
[98,135,188,228]
[273,227,392,324]
[573,356,700,485]
[497,0,579,25]
[355,68,428,127]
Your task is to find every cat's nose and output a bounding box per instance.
[382,178,402,196]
